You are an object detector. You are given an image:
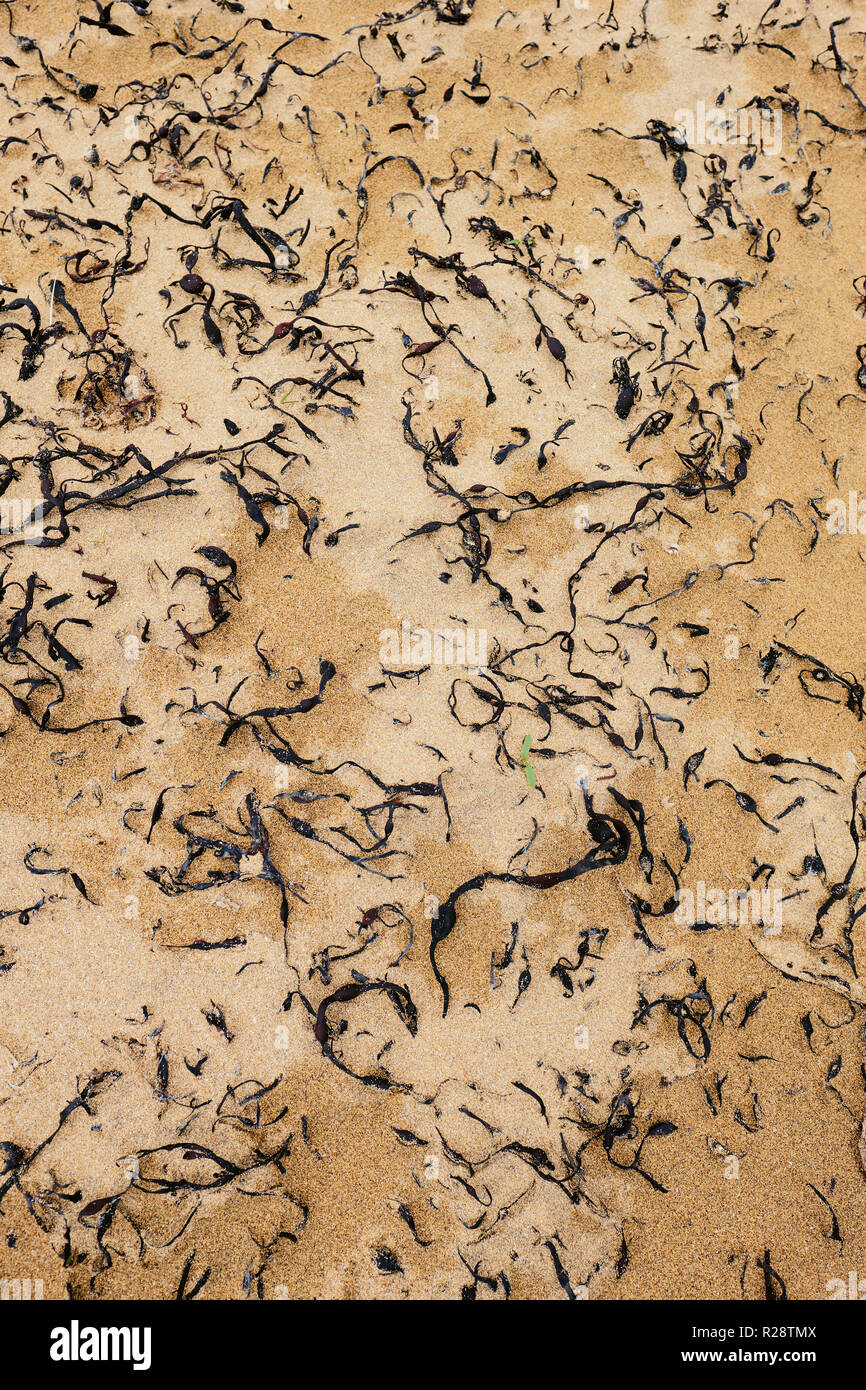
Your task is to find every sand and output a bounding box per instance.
[0,0,864,1301]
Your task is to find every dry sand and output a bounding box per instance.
[0,0,864,1300]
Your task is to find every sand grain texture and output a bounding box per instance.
[0,0,864,1301]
